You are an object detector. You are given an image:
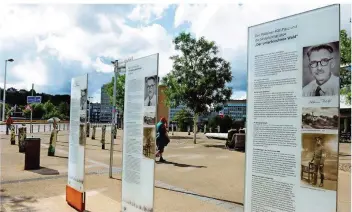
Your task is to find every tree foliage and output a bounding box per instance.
[104,75,126,112]
[208,115,233,133]
[162,32,233,143]
[172,109,193,132]
[340,30,351,105]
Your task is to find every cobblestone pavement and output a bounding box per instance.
[0,130,350,211]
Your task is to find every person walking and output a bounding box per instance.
[6,115,13,135]
[155,117,169,162]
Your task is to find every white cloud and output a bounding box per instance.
[0,5,78,50]
[91,88,101,103]
[231,91,247,100]
[128,4,170,24]
[93,57,114,73]
[11,57,49,86]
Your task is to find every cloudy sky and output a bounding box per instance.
[0,3,350,103]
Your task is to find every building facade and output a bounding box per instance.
[100,84,112,123]
[157,85,169,123]
[222,99,246,121]
[89,103,101,123]
[169,105,192,123]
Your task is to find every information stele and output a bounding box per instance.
[66,74,88,212]
[245,5,340,212]
[121,53,159,212]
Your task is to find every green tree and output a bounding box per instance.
[23,109,31,119]
[104,75,126,112]
[162,32,232,143]
[43,100,55,115]
[340,30,351,105]
[32,103,45,119]
[208,115,233,133]
[58,102,70,119]
[173,109,193,132]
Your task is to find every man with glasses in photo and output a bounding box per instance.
[303,44,339,97]
[144,76,157,106]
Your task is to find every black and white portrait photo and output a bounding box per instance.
[144,75,157,106]
[302,41,340,97]
[80,89,87,110]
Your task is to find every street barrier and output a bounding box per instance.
[86,123,90,137]
[10,126,16,145]
[101,125,106,149]
[24,138,41,170]
[48,129,58,156]
[92,126,96,140]
[18,127,27,153]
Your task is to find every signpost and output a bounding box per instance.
[245,5,340,212]
[27,85,41,134]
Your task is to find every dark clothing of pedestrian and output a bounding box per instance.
[6,117,13,135]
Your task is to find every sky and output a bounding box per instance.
[0,3,351,103]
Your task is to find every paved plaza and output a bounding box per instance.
[0,125,351,211]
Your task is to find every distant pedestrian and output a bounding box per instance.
[6,115,13,135]
[155,117,170,162]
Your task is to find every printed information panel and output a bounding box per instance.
[245,5,340,212]
[121,54,159,212]
[67,74,88,192]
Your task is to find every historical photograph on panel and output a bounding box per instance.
[301,133,338,191]
[144,111,156,127]
[143,127,156,160]
[144,75,157,106]
[80,88,88,110]
[302,107,339,130]
[302,41,339,97]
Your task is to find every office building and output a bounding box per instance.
[100,84,112,123]
[169,105,193,123]
[89,103,101,123]
[223,99,246,121]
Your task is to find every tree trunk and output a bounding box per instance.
[193,114,198,144]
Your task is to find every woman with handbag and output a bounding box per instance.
[155,117,170,162]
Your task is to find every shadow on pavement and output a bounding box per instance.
[203,144,227,149]
[0,193,38,211]
[27,166,60,175]
[339,153,351,157]
[54,155,68,159]
[169,136,192,140]
[156,160,206,168]
[155,186,244,206]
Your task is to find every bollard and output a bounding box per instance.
[15,125,18,134]
[101,125,106,149]
[92,126,96,140]
[188,125,191,135]
[44,125,46,132]
[48,128,57,156]
[31,125,33,134]
[86,123,90,137]
[18,127,27,153]
[10,126,16,145]
[49,124,52,131]
[59,124,61,131]
[38,125,40,132]
[171,124,174,135]
[204,124,207,134]
[217,125,220,133]
[113,125,117,139]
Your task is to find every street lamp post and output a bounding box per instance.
[2,59,14,122]
[109,60,126,178]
